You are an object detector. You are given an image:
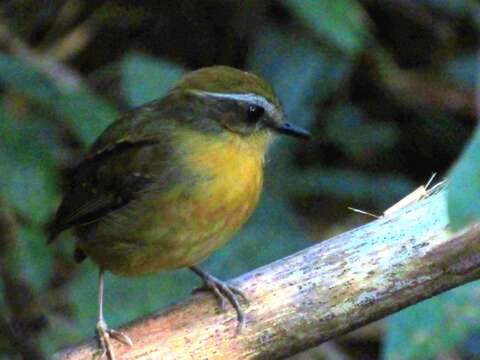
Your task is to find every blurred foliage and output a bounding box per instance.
[384,283,480,360]
[448,124,480,231]
[284,0,370,55]
[121,53,185,106]
[0,0,479,359]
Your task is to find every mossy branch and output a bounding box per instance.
[54,187,480,359]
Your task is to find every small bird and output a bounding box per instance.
[48,66,310,359]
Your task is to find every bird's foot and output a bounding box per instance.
[194,273,249,333]
[96,320,133,360]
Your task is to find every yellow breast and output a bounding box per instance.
[82,128,271,276]
[181,129,269,228]
[146,128,268,264]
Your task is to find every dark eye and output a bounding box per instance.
[246,104,264,123]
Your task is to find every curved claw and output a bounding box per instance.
[96,320,133,360]
[193,271,249,333]
[228,285,250,306]
[109,329,133,347]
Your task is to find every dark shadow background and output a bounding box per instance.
[0,1,479,359]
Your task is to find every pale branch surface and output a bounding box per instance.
[55,188,480,359]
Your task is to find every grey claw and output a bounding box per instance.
[96,320,133,360]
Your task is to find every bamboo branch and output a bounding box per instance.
[54,187,480,359]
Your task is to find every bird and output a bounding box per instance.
[48,65,310,359]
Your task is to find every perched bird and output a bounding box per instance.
[48,66,310,359]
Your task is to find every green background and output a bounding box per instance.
[1,1,480,359]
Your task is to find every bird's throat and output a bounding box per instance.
[176,127,266,224]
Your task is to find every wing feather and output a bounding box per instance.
[48,100,179,243]
[48,139,160,242]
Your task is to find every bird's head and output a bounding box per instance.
[168,66,311,146]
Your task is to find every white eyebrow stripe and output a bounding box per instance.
[193,91,279,120]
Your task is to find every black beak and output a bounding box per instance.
[276,122,311,140]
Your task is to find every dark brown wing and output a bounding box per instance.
[48,139,160,243]
[47,98,182,243]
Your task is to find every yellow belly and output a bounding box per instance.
[79,130,268,276]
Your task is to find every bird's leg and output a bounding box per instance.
[190,266,249,332]
[96,269,133,360]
